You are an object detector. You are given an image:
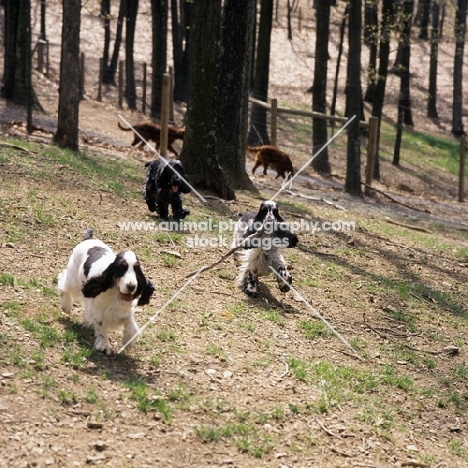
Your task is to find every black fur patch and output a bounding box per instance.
[144,158,191,219]
[84,246,109,277]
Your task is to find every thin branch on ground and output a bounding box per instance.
[362,182,430,213]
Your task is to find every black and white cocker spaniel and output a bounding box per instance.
[58,229,155,354]
[232,200,298,297]
[144,158,191,220]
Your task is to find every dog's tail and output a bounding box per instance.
[83,228,94,241]
[118,121,131,131]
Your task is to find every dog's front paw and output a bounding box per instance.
[277,268,292,293]
[94,335,115,355]
[242,274,258,297]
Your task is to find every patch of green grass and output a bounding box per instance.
[3,300,22,317]
[195,422,273,458]
[298,320,329,339]
[168,385,192,409]
[157,325,177,342]
[34,206,55,226]
[153,232,183,244]
[205,343,227,361]
[161,252,181,267]
[148,353,162,367]
[20,318,61,348]
[62,344,92,370]
[288,357,308,382]
[29,349,47,371]
[0,273,15,286]
[124,378,173,421]
[453,364,468,380]
[448,440,468,460]
[58,389,78,406]
[85,388,100,404]
[17,277,57,297]
[380,366,414,392]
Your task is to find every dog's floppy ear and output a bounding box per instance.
[275,227,299,248]
[173,161,192,194]
[137,279,155,306]
[82,263,116,298]
[144,160,159,212]
[133,263,155,306]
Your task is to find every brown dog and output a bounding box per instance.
[118,121,185,156]
[247,145,294,180]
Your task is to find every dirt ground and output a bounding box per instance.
[1,2,468,468]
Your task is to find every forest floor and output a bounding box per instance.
[1,1,468,467]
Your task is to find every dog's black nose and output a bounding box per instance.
[127,283,136,293]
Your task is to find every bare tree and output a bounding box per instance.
[104,0,126,85]
[312,0,331,175]
[416,0,431,39]
[452,0,467,137]
[393,0,415,166]
[171,0,190,102]
[248,0,273,146]
[180,0,235,199]
[214,0,257,191]
[124,0,139,110]
[427,0,440,118]
[2,0,41,110]
[53,0,81,150]
[150,0,168,120]
[371,0,393,180]
[345,0,362,196]
[364,0,378,103]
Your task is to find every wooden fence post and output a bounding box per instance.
[270,98,278,146]
[118,60,124,108]
[160,73,171,157]
[97,58,103,102]
[459,134,466,203]
[142,62,147,115]
[365,116,379,195]
[169,66,175,123]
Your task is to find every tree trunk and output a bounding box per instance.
[171,0,189,102]
[104,0,126,85]
[311,0,331,175]
[364,0,378,103]
[364,0,378,45]
[416,0,431,39]
[250,0,257,90]
[100,0,111,83]
[393,100,404,166]
[398,0,414,127]
[345,0,362,197]
[452,0,467,137]
[3,0,20,99]
[150,0,168,120]
[37,0,46,72]
[2,0,41,110]
[180,0,235,200]
[371,0,393,180]
[248,0,273,146]
[330,5,348,119]
[427,0,440,118]
[214,0,256,191]
[124,0,139,110]
[53,0,81,151]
